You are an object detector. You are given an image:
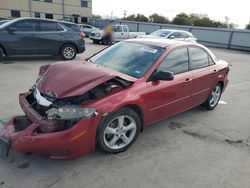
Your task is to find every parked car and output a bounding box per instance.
[0,38,230,159]
[139,29,197,43]
[89,25,146,44]
[0,20,9,26]
[0,18,85,60]
[78,23,98,37]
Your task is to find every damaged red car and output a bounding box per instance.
[0,38,230,159]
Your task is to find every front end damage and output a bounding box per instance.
[0,72,132,159]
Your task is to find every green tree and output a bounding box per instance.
[124,14,149,22]
[92,14,102,19]
[171,13,193,26]
[246,22,250,30]
[149,13,170,24]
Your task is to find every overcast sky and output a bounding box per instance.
[92,0,250,28]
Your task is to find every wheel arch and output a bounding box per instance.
[0,43,7,56]
[59,42,79,54]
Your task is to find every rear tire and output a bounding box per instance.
[202,83,222,110]
[93,40,99,44]
[60,44,77,60]
[97,107,141,153]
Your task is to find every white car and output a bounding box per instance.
[139,29,197,43]
[89,25,146,44]
[78,24,98,37]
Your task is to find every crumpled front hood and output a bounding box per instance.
[37,61,136,98]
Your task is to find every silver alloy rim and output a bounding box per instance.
[209,85,221,107]
[63,47,75,59]
[103,115,137,150]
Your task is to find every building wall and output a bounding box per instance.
[0,0,92,23]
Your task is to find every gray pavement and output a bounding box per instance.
[0,39,250,188]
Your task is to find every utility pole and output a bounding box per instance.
[28,0,32,17]
[123,10,127,19]
[62,0,65,18]
[111,11,113,20]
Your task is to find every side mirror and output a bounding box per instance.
[6,27,16,33]
[169,35,175,39]
[149,70,174,81]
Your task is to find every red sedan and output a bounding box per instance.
[0,38,230,159]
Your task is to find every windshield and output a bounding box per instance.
[89,42,164,78]
[150,30,171,37]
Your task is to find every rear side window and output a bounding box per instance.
[189,47,209,69]
[62,23,81,33]
[40,21,64,31]
[158,48,189,75]
[13,20,38,31]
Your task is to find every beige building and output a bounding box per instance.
[0,0,92,23]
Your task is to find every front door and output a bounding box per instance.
[143,47,193,123]
[4,19,39,55]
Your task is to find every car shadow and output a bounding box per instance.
[0,56,62,64]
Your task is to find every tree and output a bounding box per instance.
[124,14,149,22]
[246,22,250,30]
[171,13,193,26]
[92,14,102,19]
[149,13,170,24]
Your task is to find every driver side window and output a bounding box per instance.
[115,26,123,32]
[157,48,189,75]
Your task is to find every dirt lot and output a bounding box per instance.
[0,39,250,188]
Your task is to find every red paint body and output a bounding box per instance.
[0,39,230,159]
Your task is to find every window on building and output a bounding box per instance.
[81,0,88,7]
[44,0,52,3]
[81,17,88,23]
[13,20,38,31]
[11,10,21,18]
[189,47,209,70]
[158,48,189,75]
[34,12,40,18]
[45,13,53,19]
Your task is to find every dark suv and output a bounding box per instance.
[0,18,85,60]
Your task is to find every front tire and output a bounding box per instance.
[97,108,141,153]
[60,44,77,60]
[202,83,222,110]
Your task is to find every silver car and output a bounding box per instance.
[78,24,98,37]
[139,29,197,43]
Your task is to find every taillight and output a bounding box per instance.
[80,32,85,39]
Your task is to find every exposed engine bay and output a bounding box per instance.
[17,77,131,134]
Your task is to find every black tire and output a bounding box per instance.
[0,47,4,61]
[93,40,99,44]
[101,37,108,45]
[60,44,77,60]
[202,83,222,110]
[97,107,141,153]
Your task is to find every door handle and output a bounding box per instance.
[212,70,217,74]
[31,33,38,36]
[121,33,124,35]
[185,78,191,82]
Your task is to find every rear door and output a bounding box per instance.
[37,20,66,55]
[4,19,39,55]
[188,47,218,107]
[144,47,193,123]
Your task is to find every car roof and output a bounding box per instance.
[9,17,78,25]
[126,38,196,48]
[154,29,191,34]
